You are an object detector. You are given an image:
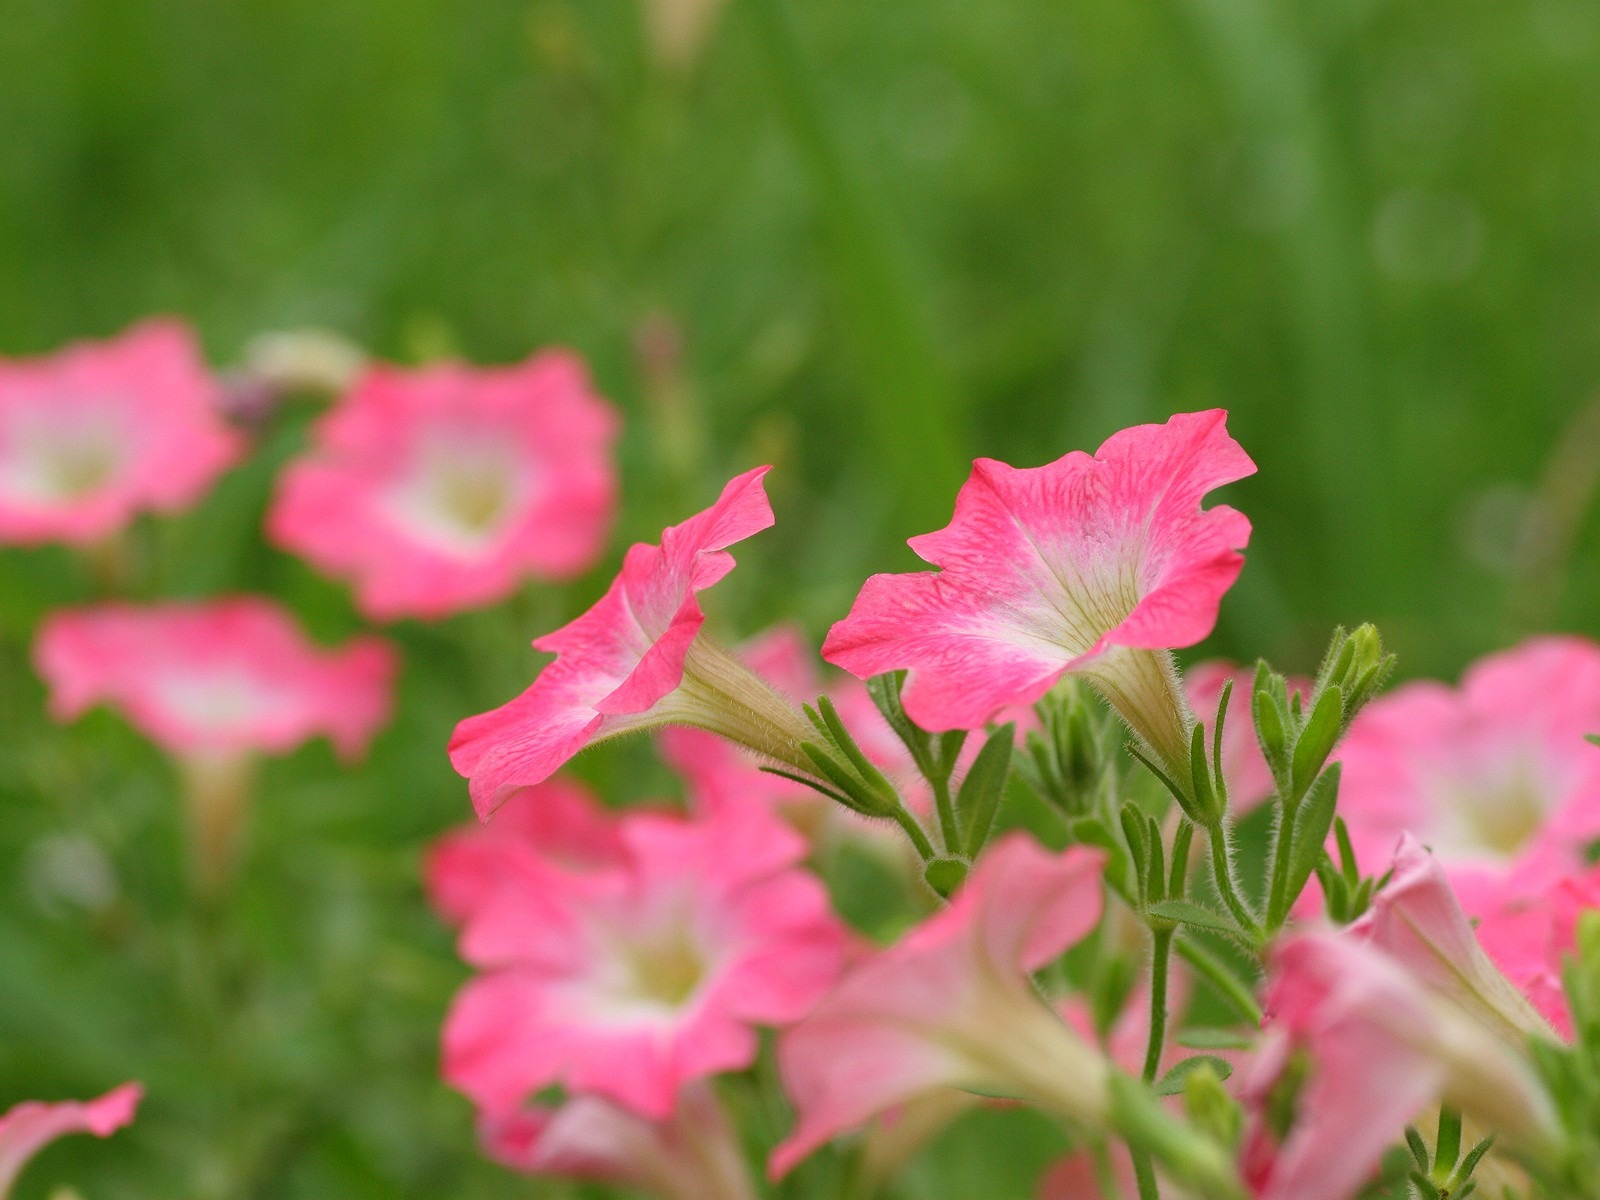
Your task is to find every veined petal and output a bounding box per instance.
[824,411,1254,738]
[449,467,785,817]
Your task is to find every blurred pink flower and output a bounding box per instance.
[0,1083,141,1199]
[441,804,847,1119]
[34,597,397,762]
[823,411,1254,777]
[425,778,629,928]
[0,319,239,545]
[1349,834,1553,1045]
[1335,636,1600,914]
[268,352,619,620]
[450,467,819,818]
[1038,1150,1137,1200]
[1186,661,1308,814]
[1476,866,1600,1039]
[1242,931,1556,1200]
[770,834,1108,1178]
[478,1083,754,1200]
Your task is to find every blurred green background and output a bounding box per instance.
[2,0,1600,1196]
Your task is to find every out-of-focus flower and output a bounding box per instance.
[0,1083,141,1200]
[268,351,619,620]
[450,467,820,818]
[1335,636,1600,914]
[1185,662,1308,814]
[770,834,1109,1178]
[823,411,1254,783]
[425,777,629,928]
[441,804,846,1119]
[478,1083,754,1200]
[0,319,239,545]
[1037,1151,1138,1200]
[35,598,396,890]
[1349,834,1553,1045]
[1476,867,1600,1039]
[34,597,396,762]
[1241,931,1557,1200]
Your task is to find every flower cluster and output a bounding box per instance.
[10,313,1600,1200]
[0,320,625,1193]
[437,405,1600,1200]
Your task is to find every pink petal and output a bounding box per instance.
[33,598,395,760]
[824,411,1254,731]
[0,1083,142,1195]
[449,467,773,816]
[267,351,620,620]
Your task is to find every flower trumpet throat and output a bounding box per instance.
[667,636,818,777]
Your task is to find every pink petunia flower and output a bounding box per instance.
[1241,931,1557,1200]
[770,834,1110,1178]
[425,777,629,928]
[1475,866,1600,1039]
[441,803,847,1120]
[449,468,820,818]
[823,411,1255,782]
[1038,1150,1138,1200]
[34,597,397,762]
[0,319,240,545]
[1335,636,1600,915]
[35,597,397,889]
[477,1083,755,1200]
[1349,834,1554,1045]
[0,1083,141,1199]
[267,352,620,620]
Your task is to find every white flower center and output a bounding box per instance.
[0,403,128,504]
[384,434,528,554]
[577,899,717,1024]
[1430,752,1552,860]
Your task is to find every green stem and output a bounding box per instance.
[1133,1149,1162,1200]
[930,771,960,854]
[890,803,936,862]
[1174,937,1263,1025]
[1207,826,1260,940]
[1143,927,1175,1083]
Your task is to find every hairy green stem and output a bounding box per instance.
[1208,826,1260,940]
[1143,927,1175,1083]
[930,772,960,853]
[1174,937,1263,1025]
[890,804,936,862]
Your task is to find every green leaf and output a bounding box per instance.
[1252,683,1289,789]
[1146,899,1242,937]
[1155,1055,1234,1096]
[1175,1027,1254,1051]
[1290,684,1343,800]
[958,723,1015,856]
[867,671,934,776]
[816,693,897,804]
[1274,763,1341,927]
